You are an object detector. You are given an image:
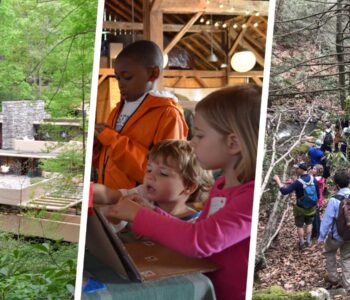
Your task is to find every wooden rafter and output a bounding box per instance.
[250,24,267,40]
[103,21,225,33]
[105,2,130,21]
[228,27,264,67]
[194,76,209,88]
[164,12,203,54]
[229,16,253,56]
[252,76,263,86]
[109,0,134,21]
[201,32,226,57]
[179,40,217,69]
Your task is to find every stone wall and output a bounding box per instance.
[2,100,49,149]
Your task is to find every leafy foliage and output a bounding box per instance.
[0,232,77,300]
[0,0,98,117]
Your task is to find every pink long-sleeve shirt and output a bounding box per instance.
[132,177,254,300]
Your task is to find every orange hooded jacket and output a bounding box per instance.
[92,93,188,189]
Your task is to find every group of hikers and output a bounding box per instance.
[273,121,350,292]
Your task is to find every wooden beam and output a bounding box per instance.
[105,2,130,21]
[250,22,267,39]
[103,21,224,33]
[159,0,269,16]
[194,76,209,88]
[98,74,108,86]
[243,31,265,53]
[151,0,162,11]
[179,40,217,69]
[163,69,263,78]
[252,77,263,86]
[173,76,185,87]
[143,0,151,39]
[164,12,203,54]
[229,16,253,57]
[202,32,226,57]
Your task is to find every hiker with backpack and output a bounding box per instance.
[308,139,325,166]
[320,123,334,153]
[273,162,319,250]
[318,170,350,292]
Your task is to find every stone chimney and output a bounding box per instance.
[2,100,49,149]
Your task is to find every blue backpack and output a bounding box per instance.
[297,176,318,208]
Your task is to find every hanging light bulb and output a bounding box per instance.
[255,12,260,16]
[242,23,247,29]
[245,10,250,15]
[254,22,258,28]
[214,22,219,27]
[233,24,238,29]
[200,17,205,23]
[231,51,256,72]
[222,23,227,28]
[219,3,224,8]
[206,0,210,4]
[231,7,235,12]
[206,20,211,25]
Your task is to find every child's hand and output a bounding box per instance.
[94,123,108,137]
[128,194,155,209]
[105,195,143,223]
[93,184,122,205]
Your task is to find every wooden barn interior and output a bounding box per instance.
[97,0,269,123]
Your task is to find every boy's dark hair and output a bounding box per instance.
[334,170,350,188]
[116,40,163,69]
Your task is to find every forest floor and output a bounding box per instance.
[256,194,350,299]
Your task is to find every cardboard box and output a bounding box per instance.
[86,208,217,282]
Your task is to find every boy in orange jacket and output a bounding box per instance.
[93,40,188,189]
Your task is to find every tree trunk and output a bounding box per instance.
[336,0,346,109]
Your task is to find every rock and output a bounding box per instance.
[329,288,349,298]
[310,288,330,300]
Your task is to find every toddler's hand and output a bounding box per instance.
[106,195,143,223]
[127,194,155,209]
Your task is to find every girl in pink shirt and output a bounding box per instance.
[107,85,261,300]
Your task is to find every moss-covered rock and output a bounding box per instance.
[292,143,310,155]
[253,286,313,299]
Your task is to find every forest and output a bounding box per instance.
[254,0,350,299]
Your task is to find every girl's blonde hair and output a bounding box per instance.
[148,140,213,202]
[195,84,261,183]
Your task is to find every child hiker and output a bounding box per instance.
[93,40,188,189]
[93,140,213,221]
[105,84,261,300]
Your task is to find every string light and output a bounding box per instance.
[242,23,247,29]
[231,7,234,12]
[219,3,223,8]
[253,22,258,28]
[222,23,227,28]
[200,17,205,23]
[206,0,210,4]
[206,20,211,25]
[255,12,260,16]
[233,24,238,29]
[245,10,250,15]
[214,22,219,27]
